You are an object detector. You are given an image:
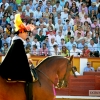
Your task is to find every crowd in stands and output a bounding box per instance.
[0,0,100,57]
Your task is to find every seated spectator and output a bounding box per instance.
[56,25,65,35]
[77,39,87,50]
[1,43,9,55]
[65,26,74,37]
[43,7,50,22]
[88,2,98,15]
[49,37,57,50]
[66,37,77,51]
[75,26,85,37]
[50,44,61,56]
[46,26,56,35]
[97,67,100,72]
[84,31,92,43]
[55,19,63,31]
[74,32,84,44]
[41,36,50,49]
[52,7,57,17]
[55,31,64,45]
[70,2,78,18]
[61,45,69,57]
[25,38,31,48]
[61,8,68,24]
[64,32,71,43]
[70,44,82,57]
[30,45,39,56]
[39,43,48,56]
[81,14,92,25]
[46,19,55,30]
[88,39,99,57]
[31,37,40,49]
[5,23,12,36]
[81,45,90,57]
[58,38,66,50]
[92,33,100,44]
[72,66,80,75]
[84,62,95,72]
[53,1,62,13]
[47,30,56,43]
[63,19,72,31]
[35,30,45,44]
[82,21,90,32]
[91,20,100,31]
[37,24,48,36]
[94,26,100,34]
[25,45,31,54]
[49,13,55,25]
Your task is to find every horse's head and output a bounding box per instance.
[57,55,75,88]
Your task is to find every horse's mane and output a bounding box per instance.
[36,56,66,68]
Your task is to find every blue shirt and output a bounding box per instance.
[10,3,18,11]
[66,41,77,51]
[84,66,95,72]
[77,43,87,50]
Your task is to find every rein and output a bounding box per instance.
[36,69,59,87]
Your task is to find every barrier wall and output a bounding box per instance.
[0,56,100,73]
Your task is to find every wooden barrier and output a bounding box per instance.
[56,75,100,96]
[0,56,100,73]
[83,72,100,76]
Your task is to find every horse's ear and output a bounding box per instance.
[69,55,73,63]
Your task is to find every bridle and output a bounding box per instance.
[36,58,76,88]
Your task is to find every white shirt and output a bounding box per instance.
[0,2,9,10]
[65,30,74,36]
[50,48,61,56]
[55,34,64,44]
[37,28,48,36]
[25,9,34,16]
[34,10,42,19]
[53,5,62,12]
[70,48,82,57]
[31,41,40,49]
[88,43,98,52]
[49,42,58,50]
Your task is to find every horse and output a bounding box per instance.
[0,56,74,100]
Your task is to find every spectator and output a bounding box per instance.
[81,45,90,57]
[41,36,50,49]
[30,45,39,56]
[77,39,87,50]
[61,45,69,57]
[64,32,71,43]
[84,62,95,72]
[88,39,99,57]
[66,37,77,51]
[92,33,100,44]
[1,43,9,55]
[39,43,48,56]
[58,38,66,50]
[53,1,62,13]
[55,31,64,45]
[31,37,40,49]
[50,44,61,56]
[70,44,82,57]
[35,30,45,45]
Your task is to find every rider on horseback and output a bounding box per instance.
[0,14,36,100]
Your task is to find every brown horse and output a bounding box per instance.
[0,56,74,100]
